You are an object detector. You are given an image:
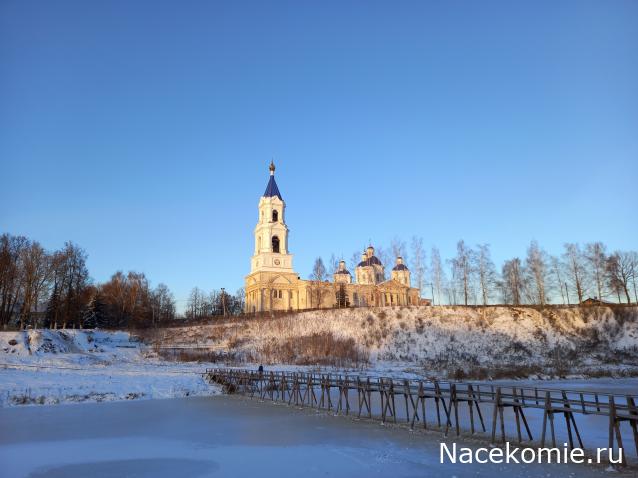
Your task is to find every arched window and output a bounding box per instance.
[272,210,278,222]
[258,236,262,251]
[272,236,280,253]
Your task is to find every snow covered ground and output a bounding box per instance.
[0,329,220,406]
[1,326,637,476]
[150,305,638,378]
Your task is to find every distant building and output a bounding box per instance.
[244,162,422,312]
[580,297,614,306]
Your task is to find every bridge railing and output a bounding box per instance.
[204,367,638,467]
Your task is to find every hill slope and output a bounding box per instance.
[151,305,638,378]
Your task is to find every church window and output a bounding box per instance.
[272,236,280,253]
[272,210,278,222]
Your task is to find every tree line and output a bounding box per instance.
[0,233,178,330]
[320,238,637,306]
[184,286,245,320]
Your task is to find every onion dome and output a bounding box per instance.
[392,256,409,271]
[358,247,383,267]
[335,260,351,275]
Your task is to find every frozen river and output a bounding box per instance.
[0,395,617,478]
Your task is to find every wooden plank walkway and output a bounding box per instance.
[205,368,638,467]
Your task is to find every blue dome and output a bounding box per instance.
[357,256,383,267]
[263,176,282,200]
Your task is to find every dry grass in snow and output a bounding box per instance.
[148,305,638,378]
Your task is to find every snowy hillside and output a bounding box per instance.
[150,305,638,378]
[0,329,219,406]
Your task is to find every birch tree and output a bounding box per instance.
[430,247,444,305]
[451,240,474,305]
[585,242,607,301]
[390,237,408,263]
[309,257,327,307]
[606,251,635,304]
[501,258,525,305]
[563,243,587,304]
[410,236,426,297]
[475,243,497,305]
[550,255,567,304]
[349,251,361,275]
[525,240,549,305]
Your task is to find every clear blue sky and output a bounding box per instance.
[1,1,637,309]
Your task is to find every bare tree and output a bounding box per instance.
[234,287,246,314]
[309,257,328,307]
[0,234,29,328]
[451,240,474,305]
[585,242,607,301]
[501,258,525,305]
[430,247,444,305]
[150,283,175,325]
[349,251,361,276]
[550,255,566,304]
[410,236,426,297]
[475,243,497,305]
[631,252,638,304]
[45,242,90,329]
[375,246,391,275]
[327,254,339,276]
[187,287,207,319]
[310,257,327,282]
[390,237,408,263]
[563,243,587,304]
[525,240,549,305]
[606,251,635,304]
[446,261,458,305]
[18,241,53,329]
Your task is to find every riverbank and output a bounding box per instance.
[0,329,220,406]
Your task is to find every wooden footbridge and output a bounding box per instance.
[205,368,638,466]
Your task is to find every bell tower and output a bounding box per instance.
[250,161,294,273]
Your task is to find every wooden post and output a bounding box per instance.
[609,395,626,467]
[491,387,505,444]
[467,384,475,434]
[390,379,397,424]
[626,396,638,457]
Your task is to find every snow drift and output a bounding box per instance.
[0,329,219,406]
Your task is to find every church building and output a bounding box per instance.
[244,162,421,312]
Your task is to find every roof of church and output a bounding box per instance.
[335,269,351,275]
[378,279,411,288]
[392,264,409,271]
[357,256,383,268]
[263,176,282,200]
